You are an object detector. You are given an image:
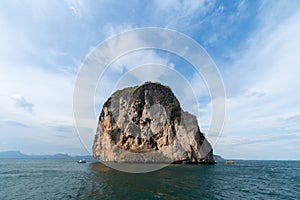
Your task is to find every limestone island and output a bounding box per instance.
[93,82,215,164]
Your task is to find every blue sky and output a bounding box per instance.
[0,0,300,160]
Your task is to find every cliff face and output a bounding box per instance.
[93,82,215,164]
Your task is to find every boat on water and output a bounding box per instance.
[225,160,235,164]
[77,159,87,164]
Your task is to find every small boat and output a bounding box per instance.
[77,159,87,164]
[225,160,235,164]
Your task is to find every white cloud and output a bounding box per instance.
[215,132,300,160]
[1,0,299,159]
[103,24,136,38]
[153,0,214,29]
[155,0,206,12]
[190,70,210,99]
[64,0,94,19]
[0,1,91,154]
[217,2,300,158]
[9,95,34,114]
[0,62,83,153]
[110,50,171,72]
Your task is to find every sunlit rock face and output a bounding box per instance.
[93,82,215,164]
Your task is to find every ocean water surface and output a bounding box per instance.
[0,159,299,199]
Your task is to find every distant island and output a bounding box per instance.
[0,150,95,161]
[93,82,218,164]
[0,150,225,163]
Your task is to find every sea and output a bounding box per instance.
[0,159,299,200]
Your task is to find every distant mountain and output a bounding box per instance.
[0,150,96,161]
[0,150,27,158]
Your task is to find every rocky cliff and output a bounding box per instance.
[93,82,215,164]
